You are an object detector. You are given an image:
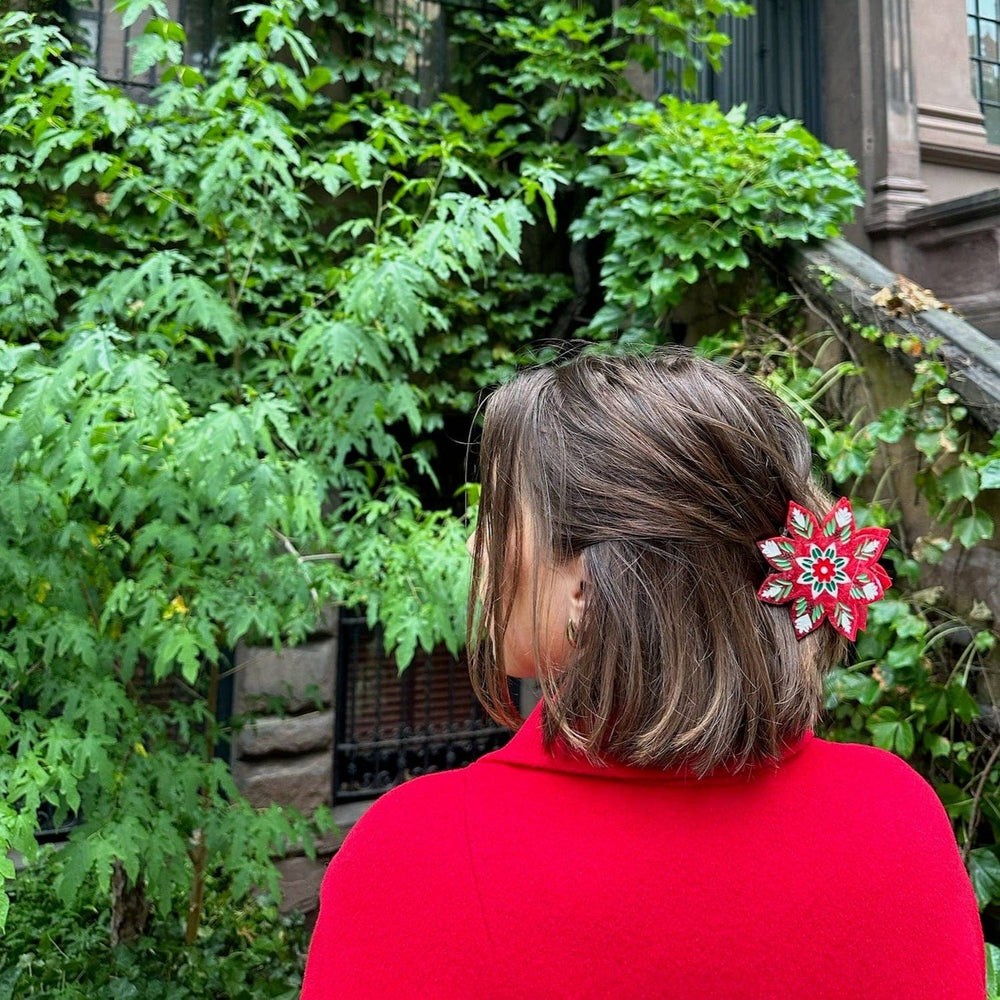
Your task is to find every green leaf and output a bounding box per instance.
[826,668,880,707]
[144,17,186,43]
[114,0,169,28]
[947,684,981,723]
[922,732,951,759]
[986,943,1000,998]
[968,848,1000,910]
[160,64,206,87]
[981,459,1000,491]
[913,688,949,727]
[938,464,980,503]
[865,707,915,757]
[975,630,997,653]
[953,510,994,548]
[937,782,973,821]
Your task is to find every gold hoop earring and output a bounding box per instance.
[566,618,579,648]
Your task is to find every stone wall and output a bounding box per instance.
[231,630,341,918]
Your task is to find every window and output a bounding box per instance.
[72,0,226,93]
[969,0,1000,143]
[333,611,514,802]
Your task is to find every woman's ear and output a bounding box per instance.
[564,556,587,620]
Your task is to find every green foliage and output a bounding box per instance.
[452,0,754,132]
[573,99,862,338]
[1,0,559,944]
[0,848,309,998]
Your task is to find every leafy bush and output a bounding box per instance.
[573,99,861,337]
[0,0,545,937]
[0,848,308,999]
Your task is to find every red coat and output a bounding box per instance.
[302,705,984,999]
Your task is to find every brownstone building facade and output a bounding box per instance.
[822,0,1000,338]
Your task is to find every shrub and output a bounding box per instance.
[0,848,308,999]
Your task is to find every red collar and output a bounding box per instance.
[479,701,814,783]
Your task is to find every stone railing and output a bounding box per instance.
[789,238,1000,432]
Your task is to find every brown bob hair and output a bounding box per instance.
[467,348,846,775]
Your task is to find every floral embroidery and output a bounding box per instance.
[757,497,892,641]
[796,544,850,598]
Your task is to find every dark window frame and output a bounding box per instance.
[969,0,1000,144]
[70,0,224,93]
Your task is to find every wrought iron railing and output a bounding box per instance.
[333,612,513,802]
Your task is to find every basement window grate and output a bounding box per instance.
[333,612,513,803]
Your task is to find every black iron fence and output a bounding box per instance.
[333,612,513,802]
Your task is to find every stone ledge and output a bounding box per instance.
[277,802,375,916]
[278,853,332,916]
[904,188,1000,232]
[234,751,333,812]
[787,238,1000,432]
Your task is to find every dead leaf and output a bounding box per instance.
[872,275,953,317]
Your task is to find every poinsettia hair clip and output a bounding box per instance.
[757,497,892,641]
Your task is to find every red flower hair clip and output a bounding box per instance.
[757,497,892,641]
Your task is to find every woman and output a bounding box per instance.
[302,349,983,999]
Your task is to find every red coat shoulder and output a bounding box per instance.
[301,768,492,1000]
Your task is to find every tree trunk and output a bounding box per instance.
[110,860,150,946]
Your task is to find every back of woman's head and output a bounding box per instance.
[468,347,845,774]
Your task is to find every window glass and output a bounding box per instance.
[984,62,1000,103]
[985,104,1000,139]
[980,19,999,58]
[72,0,222,93]
[969,2,1000,142]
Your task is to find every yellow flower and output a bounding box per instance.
[162,595,189,619]
[87,524,109,548]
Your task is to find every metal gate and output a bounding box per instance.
[333,612,513,802]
